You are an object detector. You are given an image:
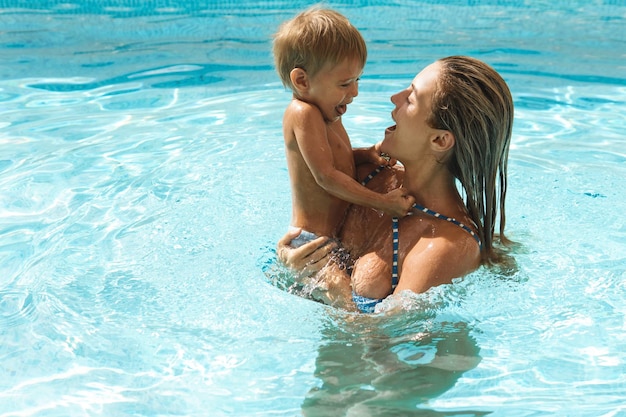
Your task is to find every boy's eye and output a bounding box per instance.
[341,78,359,88]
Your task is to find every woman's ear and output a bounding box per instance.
[432,130,455,152]
[290,68,309,93]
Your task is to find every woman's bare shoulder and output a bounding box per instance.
[399,224,480,292]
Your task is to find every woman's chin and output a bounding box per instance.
[381,128,395,153]
[383,125,396,141]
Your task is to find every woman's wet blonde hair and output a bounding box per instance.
[428,56,514,265]
[272,7,367,91]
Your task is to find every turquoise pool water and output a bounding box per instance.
[1,1,625,416]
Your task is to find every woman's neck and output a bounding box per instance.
[401,160,463,214]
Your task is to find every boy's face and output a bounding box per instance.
[301,57,362,123]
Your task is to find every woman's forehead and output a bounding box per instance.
[411,62,441,93]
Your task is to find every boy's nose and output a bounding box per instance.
[351,82,359,97]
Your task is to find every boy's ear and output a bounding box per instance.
[431,130,455,152]
[290,67,309,92]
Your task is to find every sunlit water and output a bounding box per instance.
[1,1,625,416]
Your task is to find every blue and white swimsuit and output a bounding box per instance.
[352,166,482,313]
[288,226,319,248]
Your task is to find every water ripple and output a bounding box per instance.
[0,2,625,415]
[0,289,36,328]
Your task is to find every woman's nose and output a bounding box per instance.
[390,91,400,106]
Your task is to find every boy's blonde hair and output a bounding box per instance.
[273,7,367,90]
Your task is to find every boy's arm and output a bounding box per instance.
[353,146,376,165]
[353,142,396,166]
[294,105,413,217]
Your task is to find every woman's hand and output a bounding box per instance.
[277,228,337,277]
[277,229,358,311]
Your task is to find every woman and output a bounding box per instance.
[277,56,514,313]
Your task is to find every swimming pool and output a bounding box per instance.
[1,0,625,415]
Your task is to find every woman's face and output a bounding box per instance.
[380,61,442,163]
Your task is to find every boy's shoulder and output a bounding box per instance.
[286,97,320,113]
[284,98,325,122]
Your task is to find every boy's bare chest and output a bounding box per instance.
[326,124,353,170]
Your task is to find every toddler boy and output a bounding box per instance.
[273,7,414,247]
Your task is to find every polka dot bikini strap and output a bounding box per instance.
[360,166,401,288]
[410,203,482,249]
[391,204,482,289]
[361,166,482,290]
[360,166,384,186]
[391,217,400,288]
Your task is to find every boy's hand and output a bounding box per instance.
[373,141,397,166]
[382,188,415,217]
[354,143,397,167]
[377,152,397,167]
